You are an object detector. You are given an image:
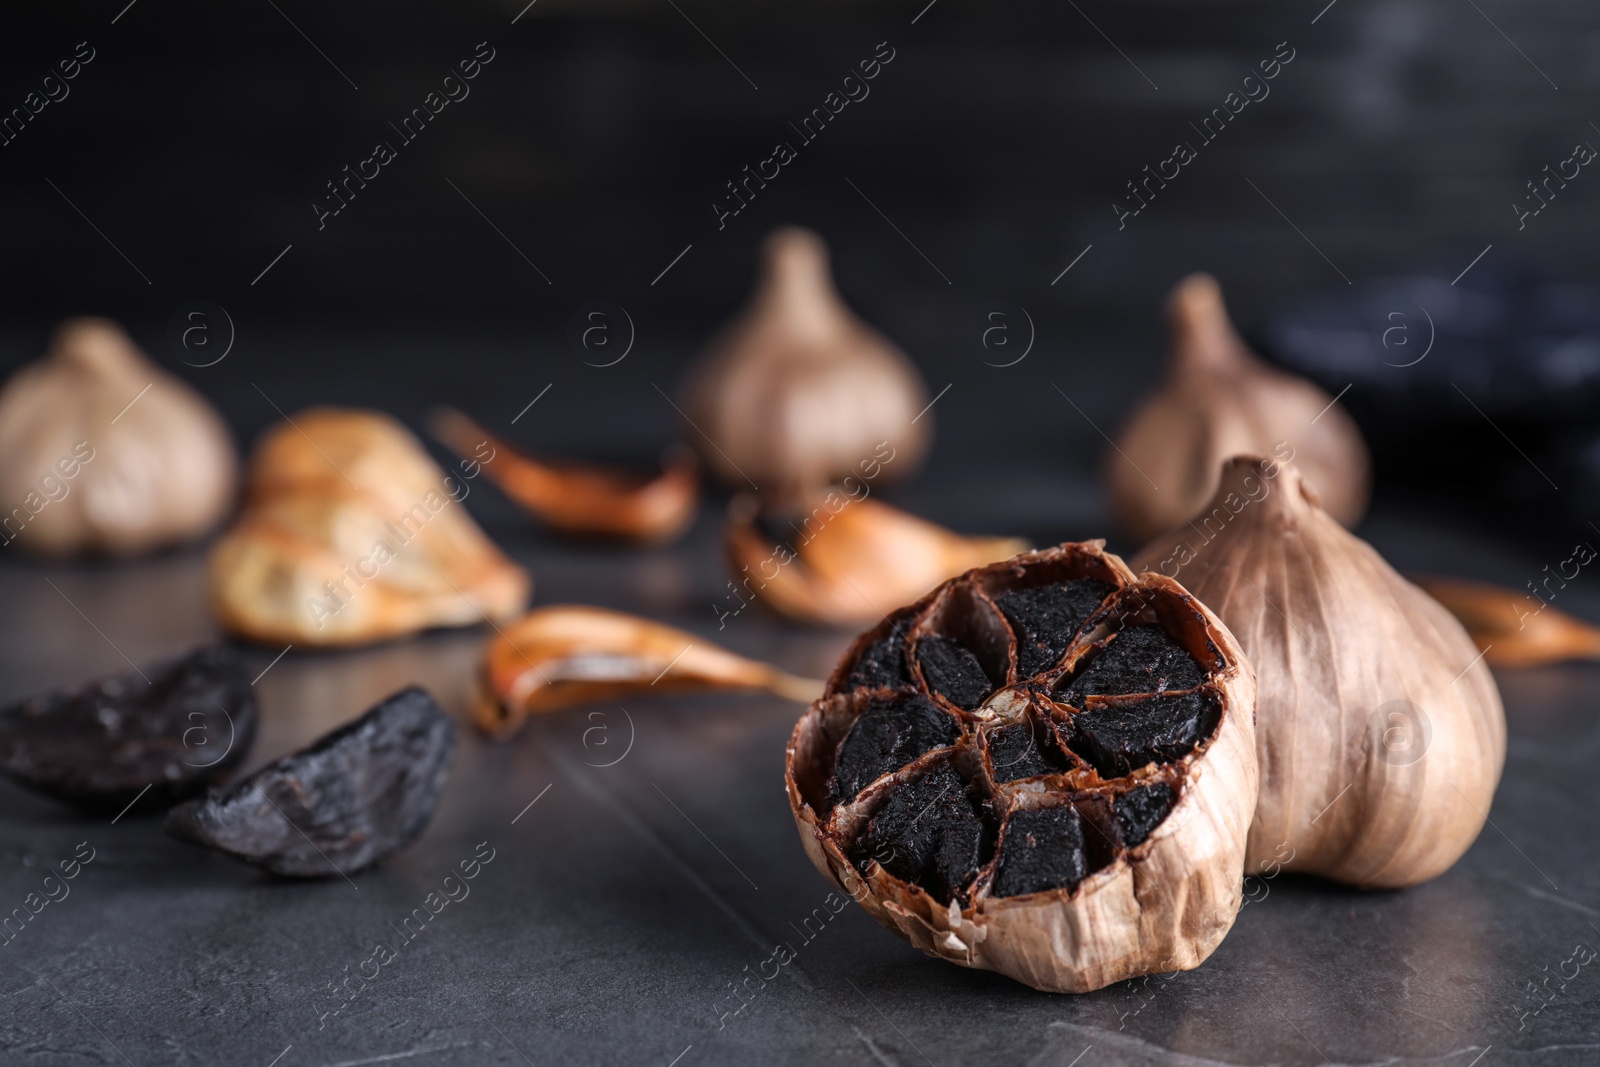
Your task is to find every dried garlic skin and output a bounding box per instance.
[681,227,931,497]
[430,407,699,544]
[724,492,1028,627]
[474,604,822,739]
[1108,274,1370,542]
[1131,457,1506,888]
[0,318,237,556]
[208,408,529,647]
[1414,575,1600,668]
[785,541,1259,994]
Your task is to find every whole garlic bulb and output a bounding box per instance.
[1130,456,1506,888]
[681,227,931,497]
[0,318,237,556]
[1109,275,1370,542]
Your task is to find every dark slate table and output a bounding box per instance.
[0,449,1596,1067]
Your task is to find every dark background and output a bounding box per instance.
[1,0,1596,554]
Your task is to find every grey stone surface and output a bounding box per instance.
[0,490,1596,1067]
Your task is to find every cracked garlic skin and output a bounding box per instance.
[209,408,529,647]
[786,542,1258,993]
[475,605,822,739]
[681,227,931,497]
[725,492,1028,628]
[1109,274,1370,542]
[1131,457,1506,889]
[0,318,236,556]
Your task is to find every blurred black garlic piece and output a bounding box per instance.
[0,646,256,813]
[166,686,455,878]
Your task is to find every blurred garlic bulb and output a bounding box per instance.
[1131,457,1505,888]
[0,318,236,556]
[1109,274,1370,541]
[681,227,931,498]
[210,408,528,647]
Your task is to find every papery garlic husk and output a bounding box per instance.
[726,491,1028,627]
[1109,274,1370,542]
[681,227,931,496]
[0,318,237,556]
[429,407,698,544]
[787,541,1259,993]
[209,408,529,647]
[1130,457,1506,888]
[476,605,823,738]
[1413,575,1600,669]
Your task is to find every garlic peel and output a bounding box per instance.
[476,605,823,738]
[1413,575,1600,668]
[209,408,528,647]
[1109,274,1370,541]
[725,492,1028,627]
[682,227,931,496]
[1131,456,1505,888]
[0,318,236,556]
[429,407,698,544]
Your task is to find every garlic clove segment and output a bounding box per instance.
[787,541,1259,992]
[681,227,931,496]
[1130,456,1506,888]
[1413,575,1600,668]
[725,492,1029,627]
[476,605,824,738]
[1108,275,1370,542]
[429,407,698,544]
[209,408,529,647]
[0,318,237,556]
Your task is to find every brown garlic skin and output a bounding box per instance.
[787,542,1259,993]
[475,605,822,739]
[1413,575,1600,669]
[1131,457,1506,888]
[681,227,931,498]
[1109,274,1370,542]
[209,408,529,647]
[430,407,698,545]
[0,318,237,556]
[725,492,1028,627]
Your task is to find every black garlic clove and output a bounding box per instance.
[996,579,1114,677]
[829,690,958,805]
[165,686,455,878]
[915,634,993,710]
[0,645,257,813]
[1055,625,1204,706]
[992,805,1089,899]
[1114,783,1178,848]
[851,760,987,903]
[1067,692,1221,778]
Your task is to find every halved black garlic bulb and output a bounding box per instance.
[785,541,1258,993]
[0,646,256,813]
[166,686,454,878]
